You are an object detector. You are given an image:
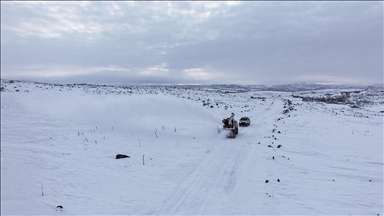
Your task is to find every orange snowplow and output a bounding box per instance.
[218,113,239,138]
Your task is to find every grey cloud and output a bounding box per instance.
[1,1,382,85]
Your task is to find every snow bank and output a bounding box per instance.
[16,90,220,138]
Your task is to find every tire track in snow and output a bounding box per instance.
[238,99,283,138]
[196,142,251,214]
[156,141,251,215]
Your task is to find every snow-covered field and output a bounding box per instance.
[1,79,383,215]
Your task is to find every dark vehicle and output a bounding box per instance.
[239,116,251,127]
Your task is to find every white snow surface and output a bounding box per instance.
[1,80,383,215]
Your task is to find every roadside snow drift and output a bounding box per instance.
[1,80,383,215]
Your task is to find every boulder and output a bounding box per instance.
[116,154,130,159]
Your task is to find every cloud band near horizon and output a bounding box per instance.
[1,1,383,85]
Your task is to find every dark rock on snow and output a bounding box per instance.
[116,154,130,159]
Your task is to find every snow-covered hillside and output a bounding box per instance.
[1,79,383,215]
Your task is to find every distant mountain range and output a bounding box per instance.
[1,79,382,93]
[197,82,383,93]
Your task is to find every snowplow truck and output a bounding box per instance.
[221,113,238,138]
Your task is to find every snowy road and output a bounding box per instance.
[156,140,251,215]
[156,99,299,215]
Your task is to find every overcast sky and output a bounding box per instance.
[1,1,383,85]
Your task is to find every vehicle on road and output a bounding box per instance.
[219,113,238,138]
[239,116,251,127]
